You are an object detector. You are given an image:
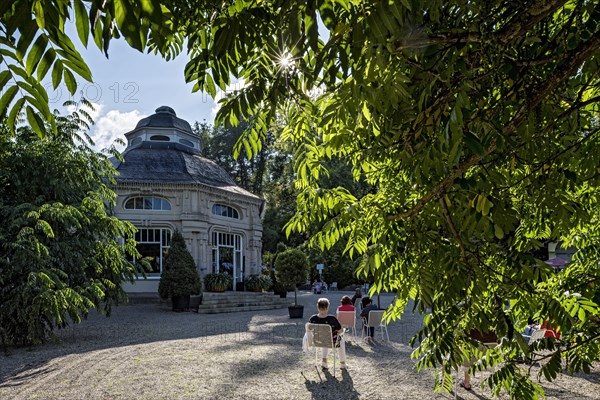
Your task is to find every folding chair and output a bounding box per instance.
[361,310,390,341]
[336,311,357,340]
[523,328,547,344]
[305,323,338,376]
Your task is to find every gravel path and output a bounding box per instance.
[1,291,598,399]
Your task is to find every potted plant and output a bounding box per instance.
[275,247,309,318]
[244,274,272,292]
[204,272,233,292]
[158,231,202,311]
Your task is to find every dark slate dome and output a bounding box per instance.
[113,107,259,199]
[134,106,193,133]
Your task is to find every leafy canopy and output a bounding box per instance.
[3,0,600,397]
[0,110,140,345]
[179,1,600,397]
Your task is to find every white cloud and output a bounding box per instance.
[90,109,146,151]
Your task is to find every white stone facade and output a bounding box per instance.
[111,106,264,293]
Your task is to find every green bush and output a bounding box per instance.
[275,248,309,305]
[0,120,141,346]
[158,231,201,299]
[244,274,272,291]
[204,273,233,292]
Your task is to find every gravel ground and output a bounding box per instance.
[1,291,598,400]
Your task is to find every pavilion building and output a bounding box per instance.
[111,106,264,293]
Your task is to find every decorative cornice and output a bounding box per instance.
[115,181,263,206]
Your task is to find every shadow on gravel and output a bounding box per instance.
[0,292,414,387]
[0,365,57,388]
[0,292,418,390]
[303,369,360,400]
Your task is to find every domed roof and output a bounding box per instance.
[112,147,259,199]
[134,106,193,133]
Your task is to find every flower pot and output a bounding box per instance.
[172,295,190,312]
[208,285,225,292]
[288,305,304,319]
[189,295,202,313]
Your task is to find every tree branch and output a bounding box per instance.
[439,197,466,260]
[393,0,567,51]
[388,30,600,221]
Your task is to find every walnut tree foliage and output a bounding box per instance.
[0,110,140,346]
[2,0,600,397]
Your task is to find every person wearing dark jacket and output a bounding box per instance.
[309,298,347,370]
[360,297,379,342]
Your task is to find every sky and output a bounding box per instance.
[57,28,222,151]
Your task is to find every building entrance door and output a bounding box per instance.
[212,232,243,290]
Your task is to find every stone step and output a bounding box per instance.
[199,302,289,309]
[196,303,289,314]
[127,293,162,304]
[201,297,287,304]
[125,292,293,314]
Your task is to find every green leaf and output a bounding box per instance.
[63,68,77,95]
[0,85,19,118]
[464,131,485,155]
[33,1,46,29]
[26,34,48,75]
[74,0,90,47]
[37,48,56,81]
[52,60,63,89]
[7,97,25,133]
[26,105,46,138]
[0,70,11,89]
[494,224,504,239]
[16,20,38,62]
[114,0,143,51]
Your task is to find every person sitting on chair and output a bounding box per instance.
[461,330,499,391]
[351,288,362,305]
[337,295,355,312]
[360,296,379,342]
[309,298,347,370]
[313,281,321,294]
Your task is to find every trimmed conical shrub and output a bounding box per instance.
[158,231,201,299]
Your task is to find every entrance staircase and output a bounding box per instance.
[197,292,290,314]
[127,291,291,314]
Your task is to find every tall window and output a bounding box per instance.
[212,204,239,219]
[212,232,243,284]
[125,196,171,210]
[134,228,171,276]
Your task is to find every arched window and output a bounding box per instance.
[125,196,172,210]
[212,204,239,219]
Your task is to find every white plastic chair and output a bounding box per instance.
[305,323,338,376]
[361,310,389,341]
[336,311,357,340]
[330,282,338,291]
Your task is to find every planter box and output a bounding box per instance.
[190,294,203,312]
[288,305,304,319]
[172,295,190,312]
